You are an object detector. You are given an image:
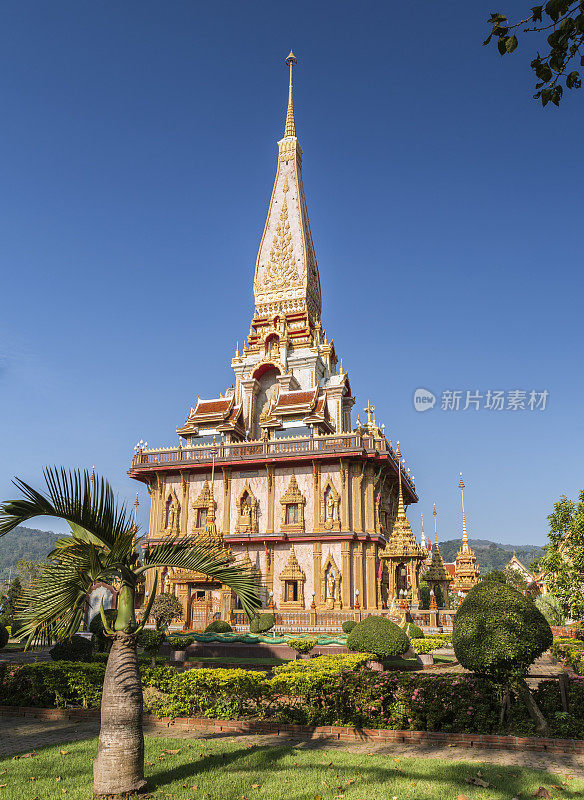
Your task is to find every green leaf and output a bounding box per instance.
[483,33,493,46]
[532,5,544,22]
[505,35,519,52]
[575,12,584,32]
[498,36,508,54]
[566,70,582,87]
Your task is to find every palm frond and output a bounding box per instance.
[143,539,261,619]
[0,467,133,550]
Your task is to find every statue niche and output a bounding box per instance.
[319,551,341,609]
[162,488,180,535]
[235,483,259,535]
[280,474,306,533]
[319,477,341,532]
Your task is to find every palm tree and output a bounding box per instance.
[0,467,260,796]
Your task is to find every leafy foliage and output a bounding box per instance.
[150,593,183,631]
[438,540,543,572]
[347,615,410,659]
[89,608,117,652]
[410,635,452,654]
[204,619,232,633]
[539,490,584,619]
[249,612,275,633]
[433,585,444,608]
[483,2,584,105]
[453,581,552,683]
[286,637,317,654]
[342,620,357,634]
[50,635,93,662]
[0,525,60,581]
[137,629,165,659]
[536,594,567,625]
[166,635,194,651]
[402,622,424,639]
[551,636,584,673]
[0,623,8,649]
[419,582,430,610]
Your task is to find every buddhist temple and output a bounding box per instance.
[129,53,422,628]
[451,474,480,595]
[425,504,452,606]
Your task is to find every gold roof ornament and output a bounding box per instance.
[452,473,480,593]
[382,442,424,559]
[284,50,297,138]
[426,504,451,582]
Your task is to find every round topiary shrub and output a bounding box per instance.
[249,613,275,634]
[453,581,553,682]
[204,620,233,633]
[402,622,424,639]
[167,635,195,650]
[347,615,410,660]
[342,620,357,634]
[50,635,93,662]
[0,624,9,650]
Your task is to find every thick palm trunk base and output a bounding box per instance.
[93,632,146,796]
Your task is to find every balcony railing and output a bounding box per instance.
[130,432,416,495]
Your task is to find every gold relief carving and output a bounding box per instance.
[191,481,216,532]
[319,551,341,610]
[319,475,341,532]
[260,177,301,292]
[235,482,259,535]
[278,543,306,609]
[161,487,180,535]
[279,474,306,533]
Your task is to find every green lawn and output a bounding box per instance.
[1,736,581,800]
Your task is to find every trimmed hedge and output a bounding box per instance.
[342,620,357,634]
[50,635,93,663]
[453,581,552,682]
[402,622,424,639]
[249,613,275,633]
[167,636,195,651]
[0,662,105,708]
[285,638,317,655]
[204,620,232,634]
[0,624,8,650]
[347,616,410,659]
[410,637,450,655]
[551,637,584,675]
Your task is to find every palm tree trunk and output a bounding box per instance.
[93,632,146,796]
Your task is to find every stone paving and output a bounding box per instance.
[0,715,582,777]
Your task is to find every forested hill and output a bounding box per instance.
[437,539,544,573]
[0,525,61,579]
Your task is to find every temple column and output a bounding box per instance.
[366,543,377,609]
[180,471,189,535]
[353,542,364,607]
[340,459,349,530]
[266,543,274,602]
[312,462,321,531]
[365,465,375,534]
[313,542,322,606]
[341,540,351,608]
[222,467,231,535]
[352,462,363,532]
[266,465,275,534]
[148,480,157,538]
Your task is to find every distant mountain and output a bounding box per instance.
[437,539,544,574]
[0,525,61,580]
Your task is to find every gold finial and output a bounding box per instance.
[395,442,406,520]
[459,472,469,552]
[284,50,297,138]
[433,502,438,545]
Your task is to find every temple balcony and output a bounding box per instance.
[129,431,417,501]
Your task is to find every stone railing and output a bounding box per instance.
[130,432,416,495]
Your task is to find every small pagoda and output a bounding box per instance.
[451,474,480,595]
[379,443,426,605]
[425,504,451,607]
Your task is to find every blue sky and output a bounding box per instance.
[1,1,582,546]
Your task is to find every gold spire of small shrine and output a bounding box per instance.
[284,50,297,138]
[459,473,469,553]
[426,503,450,583]
[433,502,438,546]
[395,442,406,521]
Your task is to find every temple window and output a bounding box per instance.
[196,507,208,529]
[286,503,299,525]
[280,475,306,533]
[284,580,298,602]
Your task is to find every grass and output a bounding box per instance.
[2,736,582,800]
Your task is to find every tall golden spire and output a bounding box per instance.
[284,50,297,138]
[395,442,406,520]
[459,473,469,553]
[433,502,438,546]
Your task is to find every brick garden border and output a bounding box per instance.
[1,705,582,755]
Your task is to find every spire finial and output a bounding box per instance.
[459,472,469,552]
[395,442,406,520]
[433,502,438,546]
[284,50,297,138]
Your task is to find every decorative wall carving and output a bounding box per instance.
[319,476,341,532]
[191,480,216,531]
[162,488,180,534]
[235,482,259,534]
[319,551,341,609]
[279,474,306,533]
[278,543,306,609]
